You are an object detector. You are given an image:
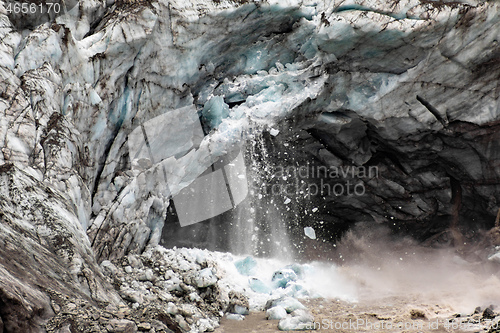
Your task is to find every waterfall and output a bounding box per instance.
[229,133,293,260]
[160,129,295,261]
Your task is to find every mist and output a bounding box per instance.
[325,223,500,314]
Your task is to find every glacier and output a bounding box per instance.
[1,0,500,331]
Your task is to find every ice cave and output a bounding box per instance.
[1,0,500,332]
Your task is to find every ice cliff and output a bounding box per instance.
[0,0,500,331]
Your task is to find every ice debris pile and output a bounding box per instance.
[96,247,263,333]
[95,245,356,332]
[91,247,356,332]
[220,255,356,331]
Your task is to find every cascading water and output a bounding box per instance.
[228,131,293,260]
[160,126,296,260]
[159,119,334,264]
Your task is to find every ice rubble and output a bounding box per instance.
[220,252,357,330]
[95,245,356,332]
[106,244,354,329]
[232,252,359,330]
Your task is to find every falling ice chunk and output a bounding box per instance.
[284,197,291,205]
[270,128,280,136]
[304,227,316,240]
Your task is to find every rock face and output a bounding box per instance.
[1,0,500,331]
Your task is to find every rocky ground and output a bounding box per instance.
[46,243,500,333]
[44,247,242,333]
[216,297,500,333]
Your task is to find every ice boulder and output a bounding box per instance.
[249,277,272,294]
[226,314,245,321]
[194,268,217,288]
[266,306,287,320]
[283,282,308,298]
[235,256,257,276]
[233,305,250,315]
[284,264,306,279]
[202,96,230,129]
[266,296,305,313]
[278,310,315,331]
[272,269,298,288]
[138,268,155,281]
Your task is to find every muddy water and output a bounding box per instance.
[215,296,493,333]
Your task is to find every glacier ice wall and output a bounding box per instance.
[2,0,500,254]
[1,0,500,253]
[1,0,500,329]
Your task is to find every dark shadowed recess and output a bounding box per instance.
[162,112,500,258]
